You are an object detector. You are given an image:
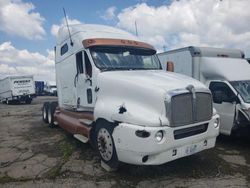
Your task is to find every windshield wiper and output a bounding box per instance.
[101,67,161,72]
[131,67,160,70]
[101,67,133,71]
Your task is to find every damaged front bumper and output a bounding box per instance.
[112,114,220,165]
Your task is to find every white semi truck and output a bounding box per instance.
[158,46,250,136]
[0,75,35,104]
[42,24,219,170]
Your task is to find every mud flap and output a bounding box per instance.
[101,160,117,172]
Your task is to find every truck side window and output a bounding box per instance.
[61,43,68,55]
[76,52,84,74]
[84,51,92,78]
[209,82,236,103]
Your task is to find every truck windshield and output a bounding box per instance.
[90,46,161,71]
[230,80,250,103]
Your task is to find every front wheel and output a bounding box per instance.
[95,120,119,169]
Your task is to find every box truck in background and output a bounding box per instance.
[0,75,35,104]
[44,81,57,96]
[42,24,219,170]
[158,47,250,136]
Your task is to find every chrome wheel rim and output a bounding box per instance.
[43,107,46,120]
[97,128,113,161]
[48,108,51,124]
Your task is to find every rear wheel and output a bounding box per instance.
[42,102,50,123]
[6,99,13,105]
[14,100,20,105]
[25,98,32,104]
[48,101,58,127]
[95,119,119,169]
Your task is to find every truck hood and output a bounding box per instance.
[95,70,208,127]
[99,70,206,91]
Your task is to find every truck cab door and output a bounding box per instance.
[209,81,238,135]
[75,51,93,110]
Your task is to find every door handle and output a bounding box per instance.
[74,74,79,87]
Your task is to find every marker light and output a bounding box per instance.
[214,118,220,128]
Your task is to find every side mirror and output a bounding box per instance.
[166,61,174,72]
[213,91,223,104]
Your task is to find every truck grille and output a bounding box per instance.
[170,92,212,127]
[174,123,208,139]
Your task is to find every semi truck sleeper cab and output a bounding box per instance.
[42,24,220,170]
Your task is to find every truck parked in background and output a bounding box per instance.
[158,47,250,136]
[0,75,35,104]
[35,81,45,96]
[42,24,219,170]
[44,81,57,96]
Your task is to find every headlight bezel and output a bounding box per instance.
[155,130,164,142]
[214,118,220,128]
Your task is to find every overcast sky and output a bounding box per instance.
[0,0,250,81]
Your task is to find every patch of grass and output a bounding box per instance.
[45,138,77,179]
[59,139,76,162]
[45,164,62,179]
[0,175,31,184]
[0,176,15,184]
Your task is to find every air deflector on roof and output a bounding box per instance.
[82,38,156,52]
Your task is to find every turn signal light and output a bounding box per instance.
[135,130,150,138]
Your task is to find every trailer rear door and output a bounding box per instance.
[11,77,35,96]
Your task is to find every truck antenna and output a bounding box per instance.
[135,20,138,36]
[63,7,73,46]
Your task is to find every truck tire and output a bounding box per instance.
[48,101,58,127]
[14,100,20,105]
[6,99,12,105]
[42,102,50,123]
[25,98,32,104]
[95,119,119,169]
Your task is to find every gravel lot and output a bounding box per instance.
[0,96,249,187]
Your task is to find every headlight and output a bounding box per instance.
[155,130,164,142]
[214,118,220,128]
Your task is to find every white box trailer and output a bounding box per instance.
[42,24,219,170]
[158,47,250,136]
[0,75,35,104]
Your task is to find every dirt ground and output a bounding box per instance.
[0,96,250,188]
